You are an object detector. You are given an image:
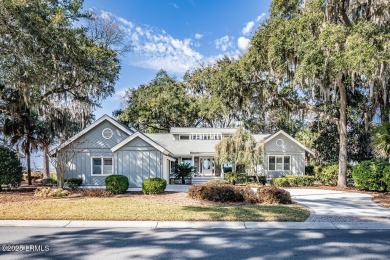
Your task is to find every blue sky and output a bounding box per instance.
[82,0,272,118]
[32,0,272,169]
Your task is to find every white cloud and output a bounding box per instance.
[214,35,234,51]
[96,11,206,74]
[237,37,250,51]
[242,21,255,35]
[256,13,266,22]
[170,3,179,9]
[195,33,203,39]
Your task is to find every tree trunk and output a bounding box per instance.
[43,145,50,179]
[26,150,32,185]
[337,79,348,187]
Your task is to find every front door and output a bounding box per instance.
[199,157,214,176]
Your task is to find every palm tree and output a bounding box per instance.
[175,162,194,184]
[3,108,40,185]
[371,122,390,161]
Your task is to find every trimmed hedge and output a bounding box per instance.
[257,186,292,204]
[203,180,230,186]
[224,172,267,185]
[272,176,315,187]
[352,159,389,191]
[105,175,129,194]
[34,187,69,197]
[188,184,257,203]
[142,178,167,194]
[65,178,82,190]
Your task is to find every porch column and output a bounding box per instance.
[191,155,195,177]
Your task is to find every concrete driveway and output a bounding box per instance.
[286,188,390,222]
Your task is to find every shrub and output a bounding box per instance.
[80,189,112,197]
[42,177,56,186]
[34,187,69,197]
[142,178,167,194]
[272,177,291,187]
[65,178,82,190]
[50,172,58,181]
[352,159,389,191]
[382,166,390,191]
[315,164,352,186]
[105,175,129,194]
[188,184,257,203]
[0,146,23,190]
[255,176,267,185]
[305,165,315,176]
[224,172,246,184]
[257,186,292,204]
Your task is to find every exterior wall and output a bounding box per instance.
[115,137,163,188]
[263,133,306,178]
[62,120,129,186]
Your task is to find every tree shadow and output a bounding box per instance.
[1,227,390,259]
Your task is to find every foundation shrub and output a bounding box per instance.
[105,175,129,194]
[34,187,69,197]
[142,178,167,194]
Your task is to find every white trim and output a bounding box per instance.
[265,130,315,155]
[50,115,134,155]
[267,155,291,171]
[91,157,114,176]
[111,132,172,155]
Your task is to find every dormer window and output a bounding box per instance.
[179,135,190,140]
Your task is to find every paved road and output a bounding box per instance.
[0,227,390,260]
[286,189,390,222]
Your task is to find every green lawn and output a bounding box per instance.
[0,197,309,222]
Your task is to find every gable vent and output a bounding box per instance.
[102,128,113,139]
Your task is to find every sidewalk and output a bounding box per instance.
[1,220,390,229]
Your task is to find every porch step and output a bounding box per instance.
[192,176,222,185]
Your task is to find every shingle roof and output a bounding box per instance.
[145,133,271,156]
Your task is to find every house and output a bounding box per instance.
[57,115,314,188]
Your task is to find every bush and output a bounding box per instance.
[0,146,23,190]
[305,165,315,176]
[224,172,246,184]
[34,187,69,197]
[315,164,352,186]
[188,184,257,203]
[272,176,315,187]
[80,189,112,197]
[382,166,390,191]
[42,177,56,186]
[352,159,389,191]
[142,178,167,194]
[105,175,129,194]
[257,186,292,204]
[64,178,82,190]
[50,172,58,181]
[255,176,267,185]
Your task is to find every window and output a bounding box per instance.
[179,135,190,140]
[92,158,113,175]
[102,128,113,139]
[268,156,290,171]
[181,158,192,166]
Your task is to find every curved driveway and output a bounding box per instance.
[285,188,390,222]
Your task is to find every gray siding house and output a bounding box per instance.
[57,115,313,188]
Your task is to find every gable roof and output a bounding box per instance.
[51,114,134,154]
[111,132,173,155]
[264,130,315,155]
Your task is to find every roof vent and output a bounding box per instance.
[102,128,113,139]
[276,139,284,146]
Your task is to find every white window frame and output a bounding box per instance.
[268,155,291,171]
[91,157,114,176]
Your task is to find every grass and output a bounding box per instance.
[0,196,309,222]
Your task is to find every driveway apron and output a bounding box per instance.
[285,189,390,222]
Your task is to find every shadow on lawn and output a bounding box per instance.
[181,205,310,222]
[1,228,390,259]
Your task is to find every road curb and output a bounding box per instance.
[1,220,390,229]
